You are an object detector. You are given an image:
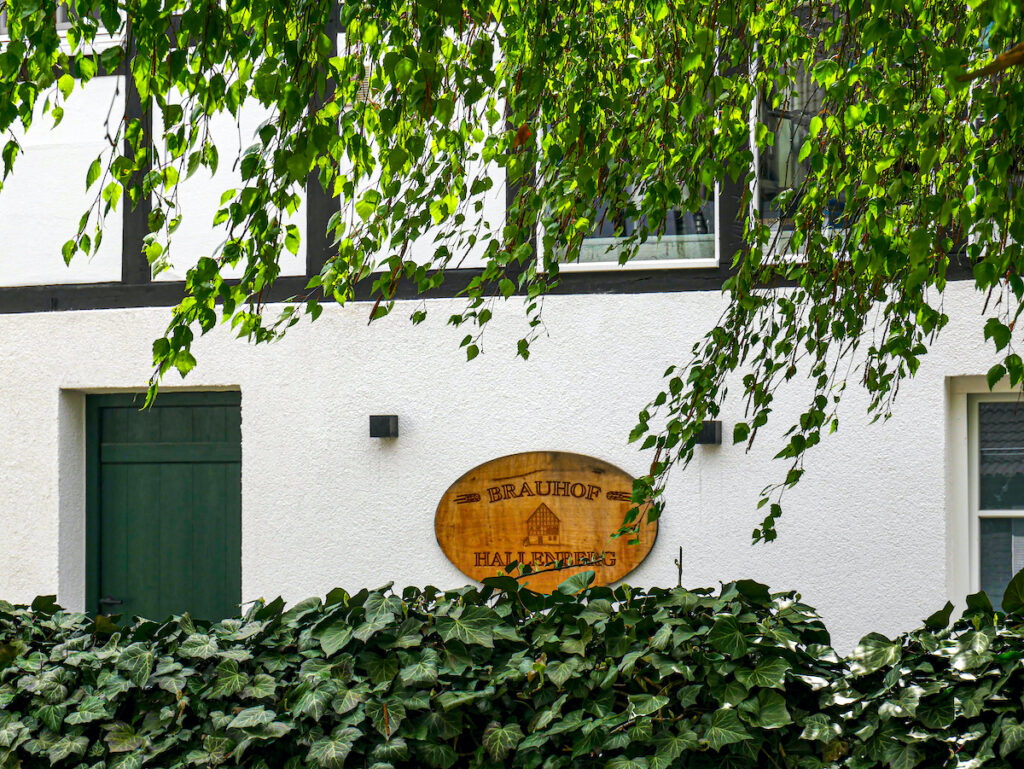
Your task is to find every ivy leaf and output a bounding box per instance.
[47,735,88,763]
[179,634,219,659]
[1003,568,1024,615]
[293,684,336,720]
[1001,718,1024,758]
[228,707,276,730]
[627,694,669,717]
[32,704,66,732]
[605,758,649,769]
[708,616,748,658]
[306,727,360,769]
[365,699,406,738]
[482,722,524,760]
[435,607,500,647]
[209,659,247,698]
[64,695,109,725]
[923,601,955,630]
[242,673,277,700]
[849,633,901,675]
[704,709,751,751]
[399,648,439,686]
[738,690,792,730]
[882,740,923,769]
[103,723,145,753]
[556,570,595,595]
[416,742,457,769]
[735,656,791,689]
[916,692,954,730]
[117,644,155,687]
[315,620,353,657]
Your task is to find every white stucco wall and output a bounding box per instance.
[0,280,1003,651]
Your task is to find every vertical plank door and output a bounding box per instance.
[87,392,241,620]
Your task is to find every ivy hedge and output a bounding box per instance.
[3,571,1024,769]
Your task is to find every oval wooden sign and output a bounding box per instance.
[435,451,657,594]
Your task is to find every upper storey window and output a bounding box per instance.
[545,185,720,273]
[0,4,77,34]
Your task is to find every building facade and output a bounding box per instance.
[0,53,1017,654]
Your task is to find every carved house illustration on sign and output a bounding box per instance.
[523,503,561,546]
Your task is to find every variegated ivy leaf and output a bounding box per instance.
[305,727,360,769]
[314,621,353,657]
[242,673,277,700]
[103,723,146,754]
[178,634,219,660]
[227,707,277,730]
[365,698,406,738]
[292,682,338,720]
[398,648,439,687]
[482,721,524,761]
[65,694,110,724]
[415,742,457,769]
[46,735,88,763]
[117,644,155,687]
[209,659,248,698]
[31,703,66,732]
[734,656,791,690]
[434,607,500,648]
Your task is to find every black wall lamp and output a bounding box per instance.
[369,415,399,438]
[696,420,722,445]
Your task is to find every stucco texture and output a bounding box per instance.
[0,280,1001,650]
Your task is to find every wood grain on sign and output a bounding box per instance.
[435,451,657,594]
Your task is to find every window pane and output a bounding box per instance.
[577,195,715,265]
[980,518,1024,608]
[979,402,1024,510]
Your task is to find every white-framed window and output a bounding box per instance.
[968,393,1024,607]
[539,184,721,273]
[1,4,77,34]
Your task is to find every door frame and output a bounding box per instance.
[85,391,242,615]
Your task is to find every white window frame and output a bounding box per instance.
[537,183,722,273]
[947,378,1024,607]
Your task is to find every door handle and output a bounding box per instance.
[98,596,123,609]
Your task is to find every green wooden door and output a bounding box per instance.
[87,392,242,621]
